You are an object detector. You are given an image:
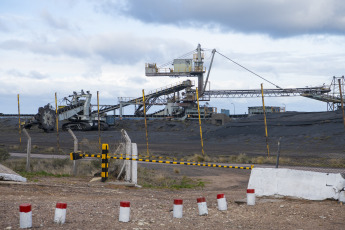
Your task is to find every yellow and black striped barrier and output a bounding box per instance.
[72,151,217,164]
[101,144,109,182]
[70,152,254,170]
[108,153,198,163]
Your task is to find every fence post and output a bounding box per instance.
[68,129,79,176]
[101,144,109,182]
[131,143,138,185]
[122,129,132,182]
[22,129,31,172]
[276,137,281,168]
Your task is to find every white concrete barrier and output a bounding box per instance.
[216,194,227,211]
[0,173,27,182]
[173,199,183,218]
[54,202,67,224]
[197,197,208,216]
[119,201,131,222]
[19,204,32,229]
[246,189,256,205]
[248,168,345,201]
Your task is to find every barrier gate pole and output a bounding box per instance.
[101,144,109,182]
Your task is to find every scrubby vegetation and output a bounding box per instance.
[138,167,205,189]
[0,147,10,162]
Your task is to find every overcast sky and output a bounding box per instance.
[1,0,345,114]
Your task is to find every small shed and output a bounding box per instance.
[248,106,282,114]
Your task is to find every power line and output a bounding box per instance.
[216,51,282,89]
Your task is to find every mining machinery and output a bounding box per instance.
[25,90,108,132]
[145,44,336,115]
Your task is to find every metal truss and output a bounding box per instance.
[94,80,194,114]
[202,87,330,99]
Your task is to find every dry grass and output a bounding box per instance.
[182,153,345,169]
[138,167,204,189]
[173,168,180,174]
[0,148,10,162]
[187,153,211,162]
[3,158,107,178]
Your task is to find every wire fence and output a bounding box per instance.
[1,112,345,174]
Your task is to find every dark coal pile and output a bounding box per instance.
[1,111,345,159]
[202,111,345,158]
[207,111,345,139]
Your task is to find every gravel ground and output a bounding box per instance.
[1,168,345,230]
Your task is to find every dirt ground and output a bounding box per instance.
[1,166,345,230]
[1,112,345,229]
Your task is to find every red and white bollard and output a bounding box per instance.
[119,201,131,222]
[247,189,256,205]
[197,197,208,216]
[217,194,227,211]
[173,199,183,218]
[54,202,67,224]
[19,203,32,229]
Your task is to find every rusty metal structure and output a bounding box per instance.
[144,44,338,117]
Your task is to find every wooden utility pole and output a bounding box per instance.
[17,94,21,147]
[97,91,101,152]
[142,89,149,156]
[261,84,270,157]
[196,87,205,157]
[55,92,60,150]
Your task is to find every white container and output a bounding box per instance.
[19,203,32,229]
[197,197,208,216]
[119,201,131,222]
[217,194,228,211]
[54,202,67,224]
[173,199,183,218]
[247,189,256,205]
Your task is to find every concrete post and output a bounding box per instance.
[68,129,78,176]
[131,143,138,185]
[276,137,282,168]
[22,129,31,172]
[122,129,131,182]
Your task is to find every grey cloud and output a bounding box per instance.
[89,34,164,64]
[127,76,148,84]
[57,36,91,58]
[28,71,49,79]
[7,69,49,79]
[0,39,60,55]
[0,34,192,65]
[40,11,72,30]
[97,0,345,37]
[0,20,9,32]
[0,40,26,50]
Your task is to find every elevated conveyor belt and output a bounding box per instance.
[301,94,342,103]
[57,102,85,114]
[57,102,85,120]
[93,80,193,114]
[201,87,330,99]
